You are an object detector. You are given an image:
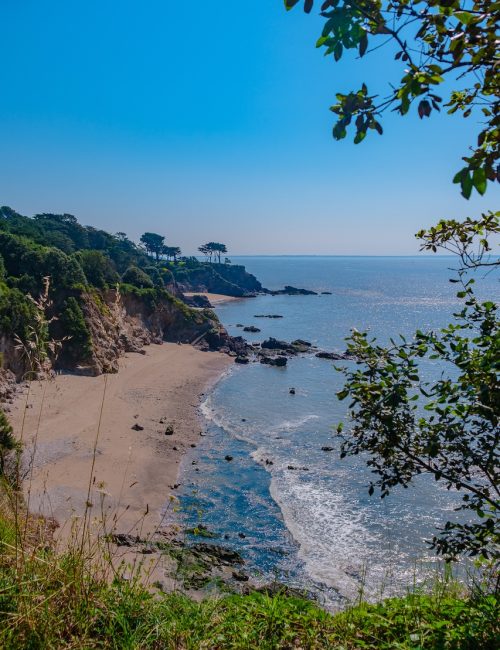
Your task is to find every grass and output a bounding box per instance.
[0,500,498,650]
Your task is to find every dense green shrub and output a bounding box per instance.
[0,410,15,474]
[0,285,38,342]
[58,297,92,359]
[143,265,164,287]
[74,250,119,288]
[121,266,154,289]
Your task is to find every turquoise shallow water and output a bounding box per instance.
[176,256,498,604]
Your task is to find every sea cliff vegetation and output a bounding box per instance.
[0,206,260,381]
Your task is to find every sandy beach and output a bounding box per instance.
[183,292,243,305]
[10,343,231,544]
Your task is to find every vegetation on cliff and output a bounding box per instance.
[0,207,257,379]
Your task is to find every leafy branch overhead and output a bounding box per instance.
[285,0,499,198]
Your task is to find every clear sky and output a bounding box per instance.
[0,1,497,255]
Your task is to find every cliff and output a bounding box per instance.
[174,263,263,297]
[0,285,237,379]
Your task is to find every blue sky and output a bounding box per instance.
[0,1,497,254]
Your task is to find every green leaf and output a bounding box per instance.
[472,168,487,195]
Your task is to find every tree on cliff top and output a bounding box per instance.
[198,242,228,264]
[140,232,165,260]
[287,1,499,558]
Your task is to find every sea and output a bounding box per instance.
[176,256,498,606]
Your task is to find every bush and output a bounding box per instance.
[0,285,38,341]
[121,266,154,289]
[74,250,119,288]
[58,297,92,359]
[143,265,164,287]
[0,410,15,474]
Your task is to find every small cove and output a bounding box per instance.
[177,256,498,604]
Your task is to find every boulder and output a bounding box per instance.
[243,326,261,333]
[260,356,287,367]
[315,351,345,361]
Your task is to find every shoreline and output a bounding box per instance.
[183,291,244,305]
[10,343,231,544]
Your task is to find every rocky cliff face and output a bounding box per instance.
[0,286,236,379]
[175,264,263,297]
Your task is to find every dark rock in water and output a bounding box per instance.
[254,314,284,319]
[270,285,317,296]
[264,458,274,466]
[292,339,312,348]
[238,532,246,539]
[260,356,287,367]
[287,465,309,471]
[321,446,334,452]
[164,425,175,436]
[251,582,312,600]
[321,291,332,295]
[241,418,246,422]
[234,356,249,364]
[185,525,218,539]
[315,351,345,360]
[243,326,261,333]
[261,337,291,351]
[225,455,233,462]
[289,388,296,395]
[190,543,244,566]
[236,324,244,328]
[131,423,144,431]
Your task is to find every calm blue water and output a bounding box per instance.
[177,257,498,605]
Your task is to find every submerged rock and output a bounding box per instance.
[243,326,261,333]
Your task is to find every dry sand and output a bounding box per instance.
[183,292,242,305]
[10,343,231,544]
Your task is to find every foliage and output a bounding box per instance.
[143,265,165,287]
[0,410,15,474]
[198,241,228,263]
[0,285,39,342]
[58,297,93,360]
[74,250,120,288]
[162,245,182,261]
[0,517,497,650]
[121,266,155,289]
[336,214,499,558]
[140,231,165,260]
[285,0,499,197]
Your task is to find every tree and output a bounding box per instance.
[162,245,182,262]
[337,216,499,558]
[288,1,499,558]
[74,250,119,288]
[285,0,499,198]
[198,242,228,264]
[140,232,165,260]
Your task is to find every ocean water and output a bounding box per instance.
[176,256,498,605]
